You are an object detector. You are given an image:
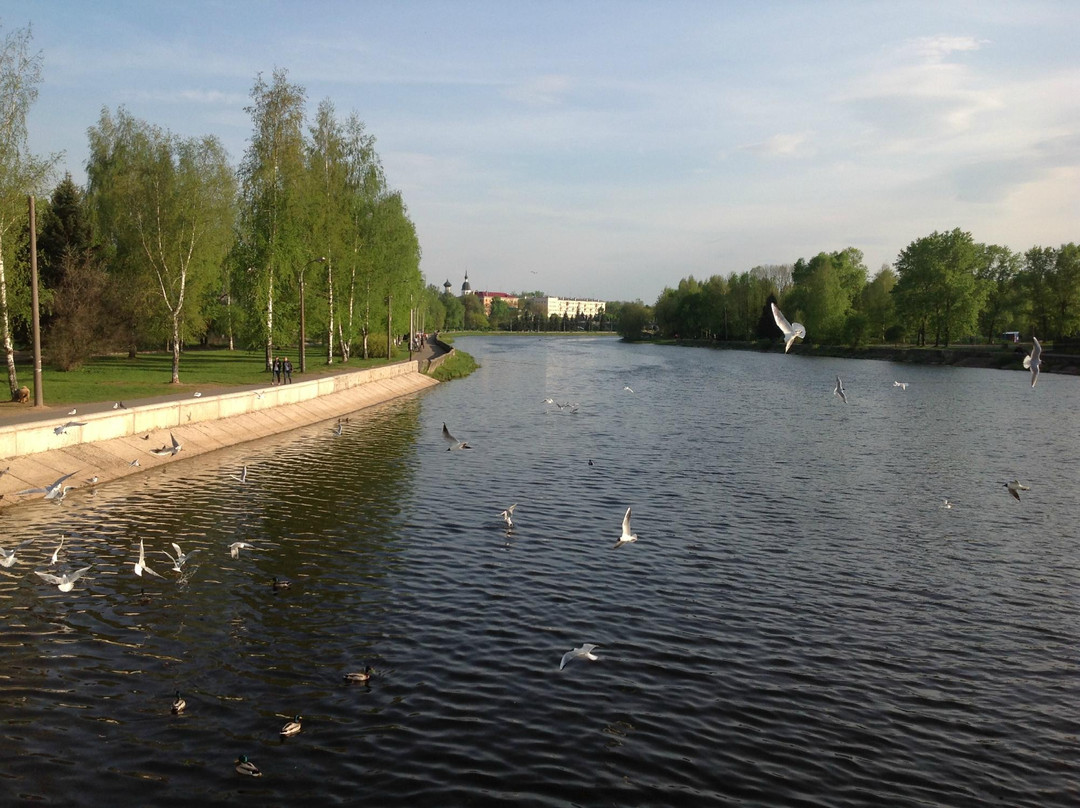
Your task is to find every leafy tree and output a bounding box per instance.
[975,245,1021,343]
[1021,246,1055,339]
[860,265,898,343]
[616,301,652,340]
[1049,243,1080,340]
[37,172,92,293]
[86,107,236,383]
[0,23,54,397]
[440,292,464,330]
[788,248,866,344]
[893,229,982,347]
[462,292,488,330]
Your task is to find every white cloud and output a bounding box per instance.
[741,132,812,158]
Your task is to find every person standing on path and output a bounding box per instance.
[272,356,281,385]
[283,357,293,384]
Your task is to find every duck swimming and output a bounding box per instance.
[280,715,302,736]
[343,665,374,684]
[171,691,186,714]
[235,755,261,776]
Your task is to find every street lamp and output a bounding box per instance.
[299,256,326,373]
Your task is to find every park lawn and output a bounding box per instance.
[0,348,406,408]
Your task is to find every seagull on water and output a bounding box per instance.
[1004,480,1030,501]
[16,470,78,500]
[1023,336,1041,388]
[162,542,200,573]
[34,566,92,593]
[133,538,164,578]
[893,381,908,390]
[442,423,472,450]
[149,432,182,457]
[0,540,34,568]
[229,541,254,559]
[560,643,600,671]
[942,498,954,510]
[498,503,517,529]
[54,421,87,435]
[833,375,848,404]
[771,302,806,353]
[612,507,638,549]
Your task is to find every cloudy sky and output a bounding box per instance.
[11,1,1080,302]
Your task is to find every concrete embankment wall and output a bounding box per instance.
[0,361,438,509]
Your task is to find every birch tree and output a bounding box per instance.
[0,24,53,398]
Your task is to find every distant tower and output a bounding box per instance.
[443,278,452,294]
[461,270,472,295]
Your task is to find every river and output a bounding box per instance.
[1,335,1078,806]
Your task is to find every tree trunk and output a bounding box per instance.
[170,312,181,383]
[326,259,334,364]
[264,269,274,370]
[0,247,19,399]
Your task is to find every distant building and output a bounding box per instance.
[461,271,472,295]
[443,279,453,294]
[474,291,520,315]
[526,296,606,320]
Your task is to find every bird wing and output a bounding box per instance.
[171,433,181,450]
[771,303,793,338]
[1031,337,1041,361]
[1009,487,1021,501]
[621,507,632,537]
[559,650,575,670]
[442,423,456,442]
[171,543,183,559]
[34,571,64,585]
[67,566,92,583]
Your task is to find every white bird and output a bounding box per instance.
[233,465,248,483]
[0,540,34,568]
[133,538,164,578]
[498,503,517,529]
[442,423,472,450]
[34,566,92,593]
[771,302,806,353]
[1023,336,1041,388]
[16,470,78,500]
[333,422,343,436]
[112,401,127,409]
[67,408,77,416]
[88,476,99,485]
[833,375,847,404]
[50,536,65,564]
[150,432,182,457]
[254,391,265,400]
[623,385,634,393]
[560,643,600,671]
[542,397,555,404]
[612,507,638,549]
[129,459,141,467]
[1004,480,1030,502]
[229,541,254,559]
[162,542,200,573]
[942,498,954,510]
[893,381,908,390]
[53,421,87,435]
[193,392,202,398]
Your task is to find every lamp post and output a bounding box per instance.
[299,257,326,373]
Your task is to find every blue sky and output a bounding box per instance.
[10,0,1080,302]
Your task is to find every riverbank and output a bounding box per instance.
[0,361,438,510]
[657,338,1078,377]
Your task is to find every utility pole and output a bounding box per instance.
[28,196,43,407]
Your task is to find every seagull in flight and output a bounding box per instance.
[1023,336,1041,388]
[623,385,634,393]
[0,540,34,568]
[193,392,202,398]
[1004,480,1030,501]
[498,503,517,529]
[771,302,806,353]
[233,465,248,483]
[893,381,908,390]
[560,643,600,670]
[35,566,92,593]
[50,536,65,564]
[442,423,472,450]
[941,498,954,510]
[133,538,164,578]
[129,459,141,467]
[333,422,343,436]
[16,470,78,500]
[254,391,265,400]
[54,421,87,435]
[229,541,254,559]
[613,507,638,549]
[162,542,200,573]
[833,375,847,404]
[149,432,182,457]
[67,408,77,416]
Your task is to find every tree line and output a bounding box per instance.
[619,230,1080,349]
[0,24,426,397]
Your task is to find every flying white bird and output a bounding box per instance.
[1023,336,1041,388]
[150,432,182,457]
[193,392,202,398]
[229,541,254,559]
[771,302,806,353]
[133,538,163,578]
[67,408,77,416]
[1004,480,1030,502]
[0,540,34,568]
[34,566,92,593]
[613,507,638,549]
[942,498,954,510]
[833,375,847,404]
[50,536,65,564]
[162,542,200,573]
[560,643,600,670]
[333,422,343,437]
[893,381,908,390]
[16,471,78,500]
[254,391,265,400]
[233,465,248,483]
[498,503,517,529]
[129,459,141,467]
[53,421,87,435]
[442,423,472,450]
[623,385,634,393]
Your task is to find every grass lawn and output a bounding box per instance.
[0,347,408,409]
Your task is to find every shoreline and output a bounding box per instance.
[0,362,439,511]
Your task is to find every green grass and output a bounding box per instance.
[428,349,478,381]
[1,347,409,409]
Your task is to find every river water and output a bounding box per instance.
[1,335,1078,806]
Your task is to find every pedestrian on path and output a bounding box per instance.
[283,357,293,384]
[272,356,281,385]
